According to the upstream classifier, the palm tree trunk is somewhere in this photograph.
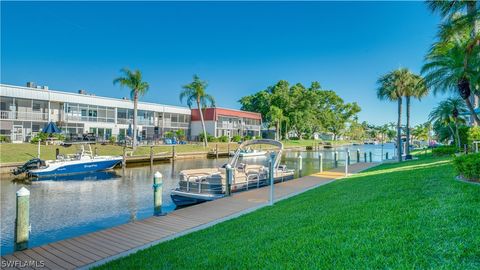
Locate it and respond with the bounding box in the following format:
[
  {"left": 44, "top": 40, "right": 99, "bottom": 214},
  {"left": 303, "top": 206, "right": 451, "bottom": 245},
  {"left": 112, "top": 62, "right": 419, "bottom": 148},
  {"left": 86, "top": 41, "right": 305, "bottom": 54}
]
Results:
[
  {"left": 133, "top": 91, "right": 138, "bottom": 149},
  {"left": 197, "top": 101, "right": 208, "bottom": 148},
  {"left": 397, "top": 98, "right": 403, "bottom": 162},
  {"left": 454, "top": 121, "right": 461, "bottom": 149},
  {"left": 467, "top": 1, "right": 479, "bottom": 126},
  {"left": 405, "top": 96, "right": 411, "bottom": 157},
  {"left": 447, "top": 124, "right": 456, "bottom": 147},
  {"left": 464, "top": 97, "right": 480, "bottom": 126}
]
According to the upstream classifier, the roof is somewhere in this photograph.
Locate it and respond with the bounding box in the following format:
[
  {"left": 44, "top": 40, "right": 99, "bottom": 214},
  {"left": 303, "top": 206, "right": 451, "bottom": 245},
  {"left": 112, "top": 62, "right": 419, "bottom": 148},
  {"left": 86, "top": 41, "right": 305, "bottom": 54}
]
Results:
[
  {"left": 0, "top": 84, "right": 191, "bottom": 114},
  {"left": 191, "top": 107, "right": 262, "bottom": 121}
]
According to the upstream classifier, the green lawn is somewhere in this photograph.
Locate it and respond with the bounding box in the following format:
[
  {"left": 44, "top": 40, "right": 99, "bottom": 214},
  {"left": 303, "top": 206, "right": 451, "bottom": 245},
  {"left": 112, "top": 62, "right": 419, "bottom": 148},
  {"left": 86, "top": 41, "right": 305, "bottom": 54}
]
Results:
[{"left": 95, "top": 155, "right": 480, "bottom": 269}]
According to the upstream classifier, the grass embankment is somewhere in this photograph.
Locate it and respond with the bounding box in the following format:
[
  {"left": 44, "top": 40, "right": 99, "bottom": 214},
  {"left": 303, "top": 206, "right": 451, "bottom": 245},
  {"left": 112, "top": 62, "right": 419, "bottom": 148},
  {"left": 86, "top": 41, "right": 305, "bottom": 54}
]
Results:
[
  {"left": 96, "top": 155, "right": 480, "bottom": 269},
  {"left": 0, "top": 140, "right": 352, "bottom": 164}
]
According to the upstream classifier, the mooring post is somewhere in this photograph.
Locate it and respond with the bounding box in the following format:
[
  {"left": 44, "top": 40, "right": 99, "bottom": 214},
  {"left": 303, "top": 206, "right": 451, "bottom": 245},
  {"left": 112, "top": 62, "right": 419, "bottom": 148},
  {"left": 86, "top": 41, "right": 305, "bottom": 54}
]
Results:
[
  {"left": 364, "top": 152, "right": 367, "bottom": 162},
  {"left": 15, "top": 187, "right": 30, "bottom": 251},
  {"left": 356, "top": 149, "right": 360, "bottom": 163},
  {"left": 153, "top": 172, "right": 163, "bottom": 216},
  {"left": 319, "top": 153, "right": 323, "bottom": 173},
  {"left": 94, "top": 147, "right": 97, "bottom": 156},
  {"left": 172, "top": 145, "right": 176, "bottom": 160},
  {"left": 334, "top": 151, "right": 338, "bottom": 168},
  {"left": 150, "top": 145, "right": 154, "bottom": 167},
  {"left": 269, "top": 152, "right": 276, "bottom": 206},
  {"left": 122, "top": 146, "right": 126, "bottom": 169},
  {"left": 55, "top": 148, "right": 60, "bottom": 159},
  {"left": 298, "top": 154, "right": 303, "bottom": 177},
  {"left": 369, "top": 152, "right": 372, "bottom": 163},
  {"left": 386, "top": 152, "right": 389, "bottom": 160},
  {"left": 345, "top": 149, "right": 349, "bottom": 177},
  {"left": 37, "top": 140, "right": 41, "bottom": 159},
  {"left": 216, "top": 144, "right": 219, "bottom": 159},
  {"left": 225, "top": 164, "right": 232, "bottom": 196},
  {"left": 227, "top": 143, "right": 230, "bottom": 155},
  {"left": 347, "top": 150, "right": 351, "bottom": 165}
]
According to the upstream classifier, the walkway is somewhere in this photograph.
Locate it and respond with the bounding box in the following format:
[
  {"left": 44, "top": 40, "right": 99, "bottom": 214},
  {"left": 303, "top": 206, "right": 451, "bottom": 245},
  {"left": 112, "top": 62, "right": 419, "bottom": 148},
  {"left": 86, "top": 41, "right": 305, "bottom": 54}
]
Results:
[{"left": 1, "top": 162, "right": 377, "bottom": 270}]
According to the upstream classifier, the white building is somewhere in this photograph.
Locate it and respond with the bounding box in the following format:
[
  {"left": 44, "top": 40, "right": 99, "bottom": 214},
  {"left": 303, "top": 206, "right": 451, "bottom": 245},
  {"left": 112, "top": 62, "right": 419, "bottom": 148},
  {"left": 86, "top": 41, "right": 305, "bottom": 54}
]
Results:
[{"left": 0, "top": 83, "right": 191, "bottom": 143}]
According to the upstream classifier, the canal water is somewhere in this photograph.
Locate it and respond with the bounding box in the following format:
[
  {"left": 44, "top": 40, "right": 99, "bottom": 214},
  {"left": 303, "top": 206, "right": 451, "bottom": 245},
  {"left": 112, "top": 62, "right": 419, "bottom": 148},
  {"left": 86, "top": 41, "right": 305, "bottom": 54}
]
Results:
[{"left": 0, "top": 143, "right": 394, "bottom": 255}]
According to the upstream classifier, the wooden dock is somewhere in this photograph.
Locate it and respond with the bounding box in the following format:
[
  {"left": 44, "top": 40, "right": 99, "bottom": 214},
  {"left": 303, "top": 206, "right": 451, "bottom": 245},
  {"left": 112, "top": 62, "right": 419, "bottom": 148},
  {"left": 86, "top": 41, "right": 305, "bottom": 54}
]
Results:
[{"left": 1, "top": 162, "right": 377, "bottom": 270}]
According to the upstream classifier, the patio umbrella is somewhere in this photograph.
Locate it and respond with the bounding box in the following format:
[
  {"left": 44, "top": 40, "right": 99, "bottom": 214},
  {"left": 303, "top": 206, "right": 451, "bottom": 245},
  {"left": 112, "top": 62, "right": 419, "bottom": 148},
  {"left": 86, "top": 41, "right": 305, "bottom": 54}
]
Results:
[{"left": 42, "top": 122, "right": 62, "bottom": 134}]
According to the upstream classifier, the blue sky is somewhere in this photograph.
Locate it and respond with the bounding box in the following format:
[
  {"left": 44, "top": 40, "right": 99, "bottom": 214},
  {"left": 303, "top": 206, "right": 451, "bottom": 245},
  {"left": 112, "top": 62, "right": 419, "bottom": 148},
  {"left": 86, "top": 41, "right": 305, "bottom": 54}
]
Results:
[{"left": 1, "top": 1, "right": 448, "bottom": 125}]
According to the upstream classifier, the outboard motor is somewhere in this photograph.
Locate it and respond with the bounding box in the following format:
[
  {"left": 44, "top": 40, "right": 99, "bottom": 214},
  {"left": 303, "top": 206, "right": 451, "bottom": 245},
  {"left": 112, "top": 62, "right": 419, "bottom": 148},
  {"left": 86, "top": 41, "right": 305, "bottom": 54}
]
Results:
[{"left": 12, "top": 158, "right": 44, "bottom": 175}]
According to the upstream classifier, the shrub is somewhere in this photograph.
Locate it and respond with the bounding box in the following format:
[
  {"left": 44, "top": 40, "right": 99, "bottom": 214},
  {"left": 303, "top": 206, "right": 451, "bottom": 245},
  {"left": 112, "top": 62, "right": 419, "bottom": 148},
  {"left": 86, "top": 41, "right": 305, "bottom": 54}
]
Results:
[
  {"left": 0, "top": 135, "right": 11, "bottom": 143},
  {"left": 198, "top": 133, "right": 216, "bottom": 142},
  {"left": 231, "top": 135, "right": 242, "bottom": 142},
  {"left": 218, "top": 135, "right": 229, "bottom": 142},
  {"left": 453, "top": 153, "right": 480, "bottom": 181},
  {"left": 30, "top": 132, "right": 65, "bottom": 144},
  {"left": 468, "top": 126, "right": 480, "bottom": 145},
  {"left": 458, "top": 126, "right": 470, "bottom": 147},
  {"left": 432, "top": 146, "right": 457, "bottom": 156},
  {"left": 243, "top": 135, "right": 253, "bottom": 141},
  {"left": 109, "top": 136, "right": 117, "bottom": 144},
  {"left": 164, "top": 131, "right": 174, "bottom": 139}
]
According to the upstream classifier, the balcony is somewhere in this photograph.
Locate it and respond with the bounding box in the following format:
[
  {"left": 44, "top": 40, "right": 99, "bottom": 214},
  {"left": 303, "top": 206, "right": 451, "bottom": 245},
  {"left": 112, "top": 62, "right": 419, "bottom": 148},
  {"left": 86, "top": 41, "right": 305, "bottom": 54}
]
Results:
[{"left": 0, "top": 110, "right": 48, "bottom": 121}]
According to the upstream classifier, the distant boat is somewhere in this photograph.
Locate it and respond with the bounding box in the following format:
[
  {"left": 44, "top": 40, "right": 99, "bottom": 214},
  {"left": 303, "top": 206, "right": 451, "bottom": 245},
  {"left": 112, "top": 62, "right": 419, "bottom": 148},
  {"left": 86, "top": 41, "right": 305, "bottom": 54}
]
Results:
[
  {"left": 238, "top": 149, "right": 267, "bottom": 157},
  {"left": 13, "top": 144, "right": 122, "bottom": 178}
]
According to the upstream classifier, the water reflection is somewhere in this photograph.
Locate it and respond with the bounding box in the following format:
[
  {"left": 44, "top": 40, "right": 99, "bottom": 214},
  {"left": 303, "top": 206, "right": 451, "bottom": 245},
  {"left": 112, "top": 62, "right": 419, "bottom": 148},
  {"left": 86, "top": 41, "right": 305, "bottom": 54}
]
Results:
[{"left": 0, "top": 144, "right": 394, "bottom": 255}]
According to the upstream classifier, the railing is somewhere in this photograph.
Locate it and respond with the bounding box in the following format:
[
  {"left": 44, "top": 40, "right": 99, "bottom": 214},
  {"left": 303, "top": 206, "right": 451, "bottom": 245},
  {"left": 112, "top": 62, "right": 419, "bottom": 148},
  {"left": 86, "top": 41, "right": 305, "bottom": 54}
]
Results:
[
  {"left": 0, "top": 111, "right": 48, "bottom": 121},
  {"left": 217, "top": 122, "right": 260, "bottom": 130}
]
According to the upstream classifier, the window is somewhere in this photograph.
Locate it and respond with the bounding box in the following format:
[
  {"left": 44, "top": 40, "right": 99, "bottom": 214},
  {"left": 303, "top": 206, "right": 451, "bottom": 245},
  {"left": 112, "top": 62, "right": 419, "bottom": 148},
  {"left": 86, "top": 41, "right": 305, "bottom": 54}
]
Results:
[{"left": 32, "top": 102, "right": 42, "bottom": 112}]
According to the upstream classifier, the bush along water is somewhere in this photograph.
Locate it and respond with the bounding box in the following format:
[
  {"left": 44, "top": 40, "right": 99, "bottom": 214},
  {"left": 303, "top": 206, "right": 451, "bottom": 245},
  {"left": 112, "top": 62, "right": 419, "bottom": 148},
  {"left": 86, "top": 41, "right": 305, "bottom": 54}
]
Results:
[
  {"left": 432, "top": 146, "right": 458, "bottom": 156},
  {"left": 453, "top": 153, "right": 480, "bottom": 182}
]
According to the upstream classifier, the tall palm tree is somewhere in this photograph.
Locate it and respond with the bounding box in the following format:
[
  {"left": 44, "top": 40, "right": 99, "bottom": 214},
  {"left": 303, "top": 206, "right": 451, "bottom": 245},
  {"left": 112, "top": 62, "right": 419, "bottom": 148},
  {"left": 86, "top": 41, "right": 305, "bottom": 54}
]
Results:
[
  {"left": 427, "top": 0, "right": 480, "bottom": 124},
  {"left": 377, "top": 68, "right": 413, "bottom": 162},
  {"left": 422, "top": 35, "right": 480, "bottom": 126},
  {"left": 267, "top": 106, "right": 284, "bottom": 140},
  {"left": 113, "top": 68, "right": 149, "bottom": 149},
  {"left": 180, "top": 75, "right": 215, "bottom": 147},
  {"left": 429, "top": 97, "right": 467, "bottom": 148},
  {"left": 403, "top": 73, "right": 429, "bottom": 157}
]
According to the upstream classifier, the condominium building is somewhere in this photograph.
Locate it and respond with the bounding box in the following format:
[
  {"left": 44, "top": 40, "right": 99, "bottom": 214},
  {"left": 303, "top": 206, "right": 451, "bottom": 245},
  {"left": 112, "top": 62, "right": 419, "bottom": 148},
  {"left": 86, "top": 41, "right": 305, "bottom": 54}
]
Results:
[
  {"left": 0, "top": 83, "right": 191, "bottom": 143},
  {"left": 190, "top": 108, "right": 262, "bottom": 139},
  {"left": 0, "top": 83, "right": 263, "bottom": 143}
]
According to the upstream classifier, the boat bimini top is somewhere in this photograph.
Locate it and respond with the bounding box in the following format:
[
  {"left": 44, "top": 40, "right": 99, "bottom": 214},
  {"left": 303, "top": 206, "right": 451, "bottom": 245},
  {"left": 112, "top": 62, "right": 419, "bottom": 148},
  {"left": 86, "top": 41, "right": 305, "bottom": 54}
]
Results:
[{"left": 229, "top": 139, "right": 283, "bottom": 169}]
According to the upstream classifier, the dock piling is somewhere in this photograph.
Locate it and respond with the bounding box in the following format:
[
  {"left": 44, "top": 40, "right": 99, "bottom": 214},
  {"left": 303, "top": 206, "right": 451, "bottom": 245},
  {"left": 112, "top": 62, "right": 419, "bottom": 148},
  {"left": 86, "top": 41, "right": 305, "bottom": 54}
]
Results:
[
  {"left": 356, "top": 149, "right": 360, "bottom": 163},
  {"left": 225, "top": 164, "right": 232, "bottom": 196},
  {"left": 94, "top": 147, "right": 97, "bottom": 156},
  {"left": 364, "top": 152, "right": 367, "bottom": 163},
  {"left": 15, "top": 187, "right": 30, "bottom": 251},
  {"left": 55, "top": 148, "right": 60, "bottom": 159},
  {"left": 386, "top": 152, "right": 389, "bottom": 160},
  {"left": 150, "top": 146, "right": 154, "bottom": 167},
  {"left": 172, "top": 145, "right": 176, "bottom": 160},
  {"left": 215, "top": 144, "right": 219, "bottom": 159},
  {"left": 269, "top": 152, "right": 276, "bottom": 206},
  {"left": 153, "top": 172, "right": 163, "bottom": 216},
  {"left": 334, "top": 151, "right": 338, "bottom": 168},
  {"left": 298, "top": 154, "right": 303, "bottom": 176},
  {"left": 345, "top": 149, "right": 349, "bottom": 177},
  {"left": 122, "top": 146, "right": 126, "bottom": 169},
  {"left": 369, "top": 152, "right": 372, "bottom": 163},
  {"left": 319, "top": 153, "right": 323, "bottom": 173}
]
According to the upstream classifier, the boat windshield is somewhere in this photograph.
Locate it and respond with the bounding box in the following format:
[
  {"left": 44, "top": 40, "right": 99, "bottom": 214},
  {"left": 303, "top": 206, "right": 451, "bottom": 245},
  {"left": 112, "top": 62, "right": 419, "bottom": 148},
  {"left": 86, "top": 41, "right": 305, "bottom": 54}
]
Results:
[{"left": 229, "top": 139, "right": 283, "bottom": 169}]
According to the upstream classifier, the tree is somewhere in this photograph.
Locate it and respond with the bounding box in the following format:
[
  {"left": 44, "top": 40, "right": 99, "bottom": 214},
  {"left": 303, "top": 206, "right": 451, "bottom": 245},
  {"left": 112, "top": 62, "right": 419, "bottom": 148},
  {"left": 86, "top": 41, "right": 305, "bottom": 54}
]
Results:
[
  {"left": 267, "top": 106, "right": 284, "bottom": 140},
  {"left": 429, "top": 97, "right": 467, "bottom": 148},
  {"left": 426, "top": 0, "right": 480, "bottom": 125},
  {"left": 403, "top": 72, "right": 429, "bottom": 157},
  {"left": 411, "top": 124, "right": 429, "bottom": 141},
  {"left": 113, "top": 68, "right": 149, "bottom": 149},
  {"left": 180, "top": 75, "right": 215, "bottom": 147},
  {"left": 422, "top": 35, "right": 480, "bottom": 125},
  {"left": 377, "top": 68, "right": 412, "bottom": 162}
]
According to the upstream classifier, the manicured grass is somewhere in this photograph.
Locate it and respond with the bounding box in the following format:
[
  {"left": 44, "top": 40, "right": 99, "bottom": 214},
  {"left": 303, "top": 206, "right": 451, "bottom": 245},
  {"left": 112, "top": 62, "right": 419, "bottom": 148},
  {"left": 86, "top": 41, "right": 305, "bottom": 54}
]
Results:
[{"left": 95, "top": 155, "right": 480, "bottom": 269}]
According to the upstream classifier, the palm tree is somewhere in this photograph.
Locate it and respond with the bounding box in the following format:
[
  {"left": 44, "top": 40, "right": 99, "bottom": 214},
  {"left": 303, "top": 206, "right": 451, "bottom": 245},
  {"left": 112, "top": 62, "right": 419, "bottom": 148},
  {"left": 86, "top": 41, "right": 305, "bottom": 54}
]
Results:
[
  {"left": 429, "top": 97, "right": 467, "bottom": 148},
  {"left": 403, "top": 73, "right": 429, "bottom": 157},
  {"left": 427, "top": 0, "right": 480, "bottom": 124},
  {"left": 180, "top": 75, "right": 215, "bottom": 147},
  {"left": 113, "top": 68, "right": 149, "bottom": 149},
  {"left": 422, "top": 35, "right": 480, "bottom": 126},
  {"left": 377, "top": 68, "right": 414, "bottom": 162},
  {"left": 267, "top": 106, "right": 284, "bottom": 140}
]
